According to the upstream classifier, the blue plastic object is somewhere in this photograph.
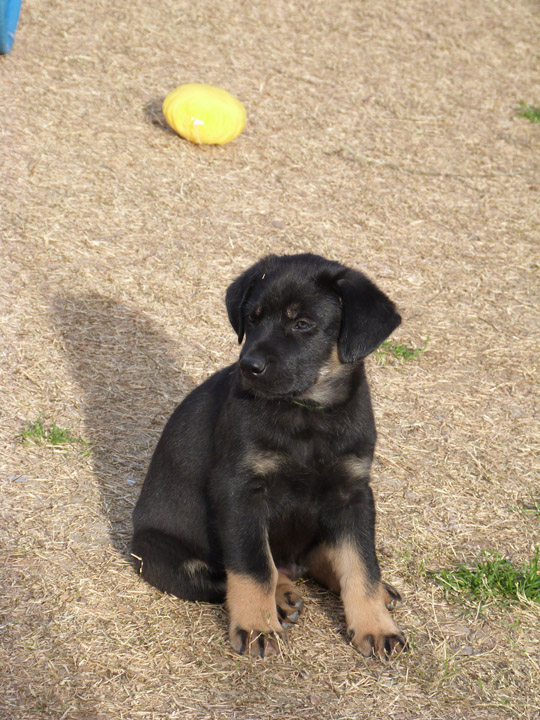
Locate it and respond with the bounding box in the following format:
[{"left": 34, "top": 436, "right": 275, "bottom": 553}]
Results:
[{"left": 0, "top": 0, "right": 22, "bottom": 54}]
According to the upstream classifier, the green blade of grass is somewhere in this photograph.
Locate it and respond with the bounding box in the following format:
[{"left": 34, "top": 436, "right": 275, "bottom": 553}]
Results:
[
  {"left": 517, "top": 102, "right": 540, "bottom": 124},
  {"left": 376, "top": 336, "right": 429, "bottom": 365},
  {"left": 21, "top": 416, "right": 85, "bottom": 448},
  {"left": 429, "top": 549, "right": 540, "bottom": 606}
]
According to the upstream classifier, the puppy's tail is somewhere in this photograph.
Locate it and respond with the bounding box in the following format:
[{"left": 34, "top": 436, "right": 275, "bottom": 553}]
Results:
[{"left": 131, "top": 529, "right": 226, "bottom": 603}]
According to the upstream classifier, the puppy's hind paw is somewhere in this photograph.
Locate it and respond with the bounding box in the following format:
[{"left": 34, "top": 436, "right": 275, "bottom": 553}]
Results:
[
  {"left": 275, "top": 574, "right": 304, "bottom": 629},
  {"left": 382, "top": 580, "right": 403, "bottom": 611}
]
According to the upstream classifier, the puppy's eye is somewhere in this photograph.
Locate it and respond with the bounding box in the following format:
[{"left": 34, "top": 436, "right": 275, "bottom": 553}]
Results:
[{"left": 294, "top": 319, "right": 313, "bottom": 331}]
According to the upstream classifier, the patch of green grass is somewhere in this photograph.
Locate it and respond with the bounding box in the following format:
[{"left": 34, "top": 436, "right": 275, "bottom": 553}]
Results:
[
  {"left": 522, "top": 499, "right": 540, "bottom": 521},
  {"left": 517, "top": 102, "right": 540, "bottom": 124},
  {"left": 429, "top": 549, "right": 540, "bottom": 606},
  {"left": 376, "top": 336, "right": 429, "bottom": 365},
  {"left": 21, "top": 415, "right": 85, "bottom": 448}
]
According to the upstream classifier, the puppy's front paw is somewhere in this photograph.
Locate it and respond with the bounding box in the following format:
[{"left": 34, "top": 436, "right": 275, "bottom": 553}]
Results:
[
  {"left": 226, "top": 571, "right": 285, "bottom": 658},
  {"left": 345, "top": 584, "right": 407, "bottom": 660},
  {"left": 348, "top": 624, "right": 407, "bottom": 659},
  {"left": 229, "top": 625, "right": 285, "bottom": 658}
]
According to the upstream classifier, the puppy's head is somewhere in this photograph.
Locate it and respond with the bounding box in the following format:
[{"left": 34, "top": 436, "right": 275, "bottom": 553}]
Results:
[{"left": 226, "top": 253, "right": 401, "bottom": 399}]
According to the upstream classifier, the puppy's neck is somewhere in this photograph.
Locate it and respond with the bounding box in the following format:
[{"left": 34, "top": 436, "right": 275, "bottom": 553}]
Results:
[{"left": 299, "top": 347, "right": 362, "bottom": 408}]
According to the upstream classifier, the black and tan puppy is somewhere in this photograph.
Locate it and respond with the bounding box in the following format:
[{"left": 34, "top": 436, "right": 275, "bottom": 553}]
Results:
[{"left": 132, "top": 253, "right": 407, "bottom": 659}]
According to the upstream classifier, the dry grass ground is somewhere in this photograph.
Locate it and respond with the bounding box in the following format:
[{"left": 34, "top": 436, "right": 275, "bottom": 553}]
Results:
[{"left": 1, "top": 0, "right": 539, "bottom": 718}]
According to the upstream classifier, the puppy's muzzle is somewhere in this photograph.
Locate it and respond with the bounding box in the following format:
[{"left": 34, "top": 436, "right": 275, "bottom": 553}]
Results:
[{"left": 240, "top": 351, "right": 268, "bottom": 378}]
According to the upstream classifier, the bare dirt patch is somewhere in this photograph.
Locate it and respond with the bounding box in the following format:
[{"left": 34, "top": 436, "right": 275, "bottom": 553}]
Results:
[{"left": 1, "top": 0, "right": 539, "bottom": 718}]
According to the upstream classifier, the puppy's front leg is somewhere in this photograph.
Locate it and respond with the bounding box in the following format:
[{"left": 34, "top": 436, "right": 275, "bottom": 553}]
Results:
[
  {"left": 321, "top": 540, "right": 406, "bottom": 659},
  {"left": 307, "top": 482, "right": 407, "bottom": 659},
  {"left": 226, "top": 565, "right": 285, "bottom": 657},
  {"left": 217, "top": 480, "right": 284, "bottom": 657}
]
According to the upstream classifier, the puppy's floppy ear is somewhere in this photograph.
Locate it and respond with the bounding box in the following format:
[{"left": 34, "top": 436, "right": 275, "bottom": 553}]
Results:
[
  {"left": 225, "top": 256, "right": 277, "bottom": 343},
  {"left": 334, "top": 269, "right": 401, "bottom": 362}
]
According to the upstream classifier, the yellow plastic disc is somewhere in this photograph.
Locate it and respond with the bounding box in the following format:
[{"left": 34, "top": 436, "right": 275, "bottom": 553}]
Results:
[{"left": 162, "top": 84, "right": 246, "bottom": 145}]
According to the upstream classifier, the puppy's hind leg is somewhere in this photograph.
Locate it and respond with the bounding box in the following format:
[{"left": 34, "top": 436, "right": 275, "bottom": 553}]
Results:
[
  {"left": 131, "top": 528, "right": 226, "bottom": 603},
  {"left": 382, "top": 580, "right": 403, "bottom": 611},
  {"left": 275, "top": 572, "right": 304, "bottom": 628}
]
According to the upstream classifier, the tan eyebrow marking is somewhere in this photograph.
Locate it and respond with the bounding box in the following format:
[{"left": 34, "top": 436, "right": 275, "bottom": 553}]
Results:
[{"left": 285, "top": 304, "right": 299, "bottom": 319}]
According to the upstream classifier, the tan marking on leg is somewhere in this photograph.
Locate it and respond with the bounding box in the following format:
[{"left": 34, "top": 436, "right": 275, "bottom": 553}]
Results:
[
  {"left": 306, "top": 544, "right": 341, "bottom": 594},
  {"left": 309, "top": 542, "right": 406, "bottom": 659},
  {"left": 226, "top": 567, "right": 284, "bottom": 657},
  {"left": 183, "top": 559, "right": 209, "bottom": 578}
]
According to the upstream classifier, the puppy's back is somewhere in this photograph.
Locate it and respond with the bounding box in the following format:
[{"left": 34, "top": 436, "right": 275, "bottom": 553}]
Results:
[{"left": 132, "top": 365, "right": 233, "bottom": 543}]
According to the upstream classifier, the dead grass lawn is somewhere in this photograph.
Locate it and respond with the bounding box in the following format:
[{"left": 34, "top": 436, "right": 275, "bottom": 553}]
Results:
[{"left": 1, "top": 0, "right": 539, "bottom": 718}]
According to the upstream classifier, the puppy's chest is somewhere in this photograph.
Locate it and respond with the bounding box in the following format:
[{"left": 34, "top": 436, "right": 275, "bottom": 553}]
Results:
[
  {"left": 243, "top": 411, "right": 372, "bottom": 506},
  {"left": 254, "top": 446, "right": 371, "bottom": 507},
  {"left": 262, "top": 450, "right": 371, "bottom": 564}
]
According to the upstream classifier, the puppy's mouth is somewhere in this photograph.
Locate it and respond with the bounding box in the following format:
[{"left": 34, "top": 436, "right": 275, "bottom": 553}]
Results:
[
  {"left": 238, "top": 351, "right": 354, "bottom": 408},
  {"left": 238, "top": 368, "right": 315, "bottom": 401}
]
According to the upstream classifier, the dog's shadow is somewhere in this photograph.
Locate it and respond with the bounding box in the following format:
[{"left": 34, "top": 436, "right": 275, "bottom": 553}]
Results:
[{"left": 53, "top": 294, "right": 194, "bottom": 555}]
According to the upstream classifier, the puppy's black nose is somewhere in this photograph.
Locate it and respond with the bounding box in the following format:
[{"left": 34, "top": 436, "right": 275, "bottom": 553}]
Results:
[{"left": 240, "top": 354, "right": 267, "bottom": 377}]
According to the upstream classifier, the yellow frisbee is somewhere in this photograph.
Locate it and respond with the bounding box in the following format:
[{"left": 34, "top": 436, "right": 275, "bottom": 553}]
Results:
[{"left": 162, "top": 84, "right": 246, "bottom": 145}]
